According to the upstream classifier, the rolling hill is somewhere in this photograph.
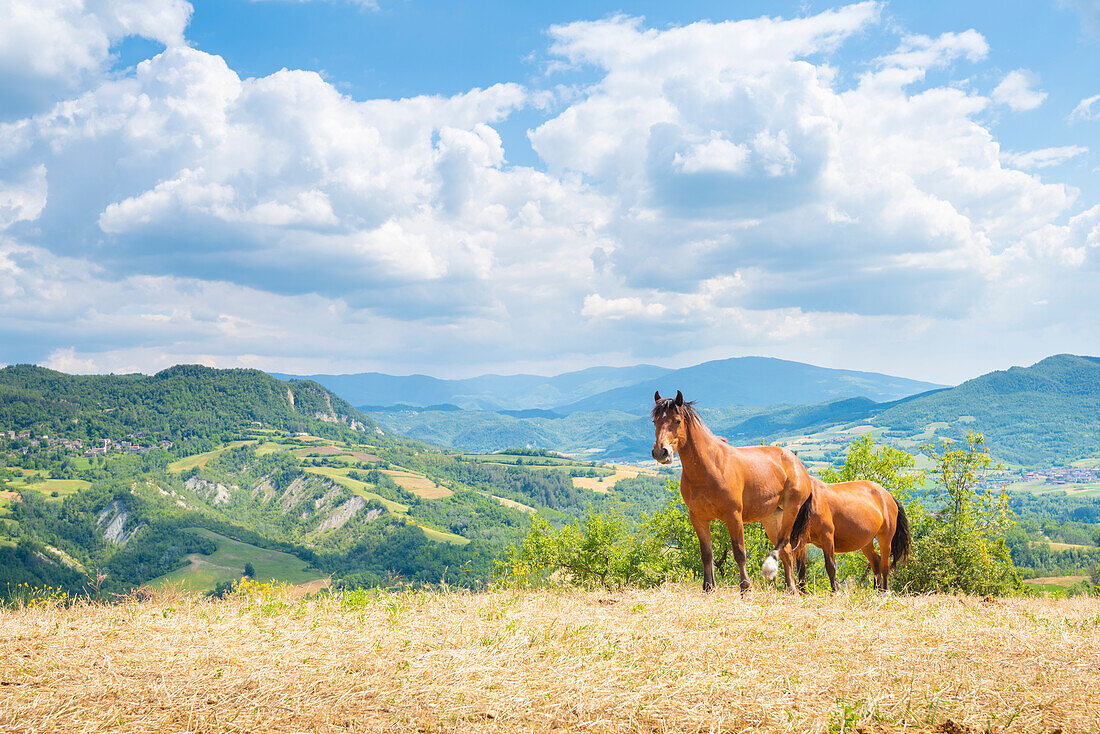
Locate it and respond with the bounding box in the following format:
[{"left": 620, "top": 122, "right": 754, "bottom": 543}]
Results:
[
  {"left": 870, "top": 354, "right": 1100, "bottom": 465},
  {"left": 0, "top": 364, "right": 378, "bottom": 450}
]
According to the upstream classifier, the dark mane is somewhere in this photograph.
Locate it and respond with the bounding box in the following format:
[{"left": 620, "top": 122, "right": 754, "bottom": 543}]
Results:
[{"left": 651, "top": 397, "right": 699, "bottom": 423}]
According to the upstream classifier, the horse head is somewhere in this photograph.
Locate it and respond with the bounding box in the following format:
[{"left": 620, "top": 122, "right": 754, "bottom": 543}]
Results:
[{"left": 651, "top": 389, "right": 689, "bottom": 464}]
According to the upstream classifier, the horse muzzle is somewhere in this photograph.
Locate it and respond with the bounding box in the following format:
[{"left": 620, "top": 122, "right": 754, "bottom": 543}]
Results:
[{"left": 651, "top": 445, "right": 674, "bottom": 464}]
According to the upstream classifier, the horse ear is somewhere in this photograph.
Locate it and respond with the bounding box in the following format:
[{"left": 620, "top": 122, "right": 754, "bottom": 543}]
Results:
[
  {"left": 654, "top": 390, "right": 661, "bottom": 403},
  {"left": 675, "top": 390, "right": 684, "bottom": 406}
]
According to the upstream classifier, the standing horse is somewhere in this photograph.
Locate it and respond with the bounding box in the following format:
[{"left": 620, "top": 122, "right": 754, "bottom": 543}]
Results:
[
  {"left": 764, "top": 477, "right": 910, "bottom": 592},
  {"left": 651, "top": 391, "right": 814, "bottom": 594}
]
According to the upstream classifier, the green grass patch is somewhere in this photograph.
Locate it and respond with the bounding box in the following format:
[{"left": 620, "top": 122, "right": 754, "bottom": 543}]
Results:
[
  {"left": 147, "top": 528, "right": 323, "bottom": 593},
  {"left": 15, "top": 478, "right": 91, "bottom": 500},
  {"left": 1003, "top": 478, "right": 1100, "bottom": 496},
  {"left": 411, "top": 522, "right": 470, "bottom": 546},
  {"left": 1022, "top": 575, "right": 1089, "bottom": 593},
  {"left": 167, "top": 441, "right": 256, "bottom": 472},
  {"left": 4, "top": 472, "right": 91, "bottom": 500},
  {"left": 457, "top": 453, "right": 589, "bottom": 467},
  {"left": 253, "top": 441, "right": 298, "bottom": 456}
]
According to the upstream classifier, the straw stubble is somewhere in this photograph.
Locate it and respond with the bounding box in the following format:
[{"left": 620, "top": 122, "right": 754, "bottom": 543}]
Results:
[{"left": 2, "top": 586, "right": 1097, "bottom": 733}]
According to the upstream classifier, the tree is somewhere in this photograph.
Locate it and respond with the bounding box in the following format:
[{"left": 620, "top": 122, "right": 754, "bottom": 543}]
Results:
[
  {"left": 893, "top": 431, "right": 1020, "bottom": 595},
  {"left": 926, "top": 432, "right": 1010, "bottom": 530},
  {"left": 819, "top": 433, "right": 923, "bottom": 501},
  {"left": 243, "top": 562, "right": 255, "bottom": 578}
]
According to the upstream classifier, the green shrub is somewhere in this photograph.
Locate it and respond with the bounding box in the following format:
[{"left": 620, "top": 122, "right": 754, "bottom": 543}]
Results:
[
  {"left": 892, "top": 432, "right": 1020, "bottom": 595},
  {"left": 500, "top": 480, "right": 771, "bottom": 591}
]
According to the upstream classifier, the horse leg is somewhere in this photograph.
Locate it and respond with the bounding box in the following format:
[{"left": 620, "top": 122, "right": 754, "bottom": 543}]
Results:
[
  {"left": 878, "top": 532, "right": 893, "bottom": 593},
  {"left": 779, "top": 544, "right": 799, "bottom": 595},
  {"left": 690, "top": 513, "right": 716, "bottom": 593},
  {"left": 860, "top": 546, "right": 881, "bottom": 590},
  {"left": 796, "top": 545, "right": 808, "bottom": 594},
  {"left": 722, "top": 513, "right": 751, "bottom": 596},
  {"left": 821, "top": 534, "right": 839, "bottom": 593},
  {"left": 762, "top": 483, "right": 811, "bottom": 594}
]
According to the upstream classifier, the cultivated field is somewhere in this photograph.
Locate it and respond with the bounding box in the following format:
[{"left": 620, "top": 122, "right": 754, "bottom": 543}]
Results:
[
  {"left": 383, "top": 468, "right": 453, "bottom": 499},
  {"left": 167, "top": 441, "right": 257, "bottom": 472},
  {"left": 2, "top": 468, "right": 91, "bottom": 500},
  {"left": 2, "top": 586, "right": 1098, "bottom": 733},
  {"left": 572, "top": 464, "right": 654, "bottom": 493}
]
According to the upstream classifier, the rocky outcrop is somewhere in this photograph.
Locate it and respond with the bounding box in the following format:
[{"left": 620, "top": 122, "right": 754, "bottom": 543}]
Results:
[
  {"left": 251, "top": 476, "right": 276, "bottom": 502},
  {"left": 184, "top": 477, "right": 236, "bottom": 506},
  {"left": 278, "top": 476, "right": 313, "bottom": 512},
  {"left": 96, "top": 499, "right": 142, "bottom": 545},
  {"left": 314, "top": 496, "right": 368, "bottom": 532}
]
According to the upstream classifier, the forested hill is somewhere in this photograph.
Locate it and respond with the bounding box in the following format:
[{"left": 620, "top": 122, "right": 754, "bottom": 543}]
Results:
[
  {"left": 872, "top": 354, "right": 1100, "bottom": 465},
  {"left": 0, "top": 365, "right": 379, "bottom": 448}
]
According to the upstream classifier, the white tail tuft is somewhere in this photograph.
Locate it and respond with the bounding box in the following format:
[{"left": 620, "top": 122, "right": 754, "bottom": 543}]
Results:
[{"left": 761, "top": 551, "right": 779, "bottom": 581}]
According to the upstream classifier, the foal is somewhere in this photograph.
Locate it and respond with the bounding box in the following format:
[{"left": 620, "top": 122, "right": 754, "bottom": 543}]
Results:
[
  {"left": 766, "top": 477, "right": 911, "bottom": 592},
  {"left": 651, "top": 391, "right": 813, "bottom": 594}
]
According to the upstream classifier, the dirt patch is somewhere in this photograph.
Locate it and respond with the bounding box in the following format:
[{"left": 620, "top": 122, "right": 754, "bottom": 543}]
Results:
[
  {"left": 937, "top": 719, "right": 975, "bottom": 734},
  {"left": 0, "top": 491, "right": 21, "bottom": 502}
]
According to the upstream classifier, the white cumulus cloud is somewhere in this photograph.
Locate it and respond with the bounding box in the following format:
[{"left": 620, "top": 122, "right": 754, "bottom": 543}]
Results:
[
  {"left": 0, "top": 3, "right": 1097, "bottom": 383},
  {"left": 0, "top": 0, "right": 192, "bottom": 117},
  {"left": 991, "top": 69, "right": 1047, "bottom": 111}
]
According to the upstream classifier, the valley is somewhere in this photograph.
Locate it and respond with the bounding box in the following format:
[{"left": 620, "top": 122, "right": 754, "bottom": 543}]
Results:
[{"left": 3, "top": 355, "right": 1100, "bottom": 599}]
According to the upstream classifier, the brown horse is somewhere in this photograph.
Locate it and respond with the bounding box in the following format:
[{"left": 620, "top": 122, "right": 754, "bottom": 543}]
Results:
[
  {"left": 651, "top": 391, "right": 814, "bottom": 594},
  {"left": 764, "top": 477, "right": 910, "bottom": 592}
]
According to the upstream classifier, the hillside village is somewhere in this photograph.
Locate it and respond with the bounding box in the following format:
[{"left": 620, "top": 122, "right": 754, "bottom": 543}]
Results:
[{"left": 1, "top": 431, "right": 174, "bottom": 457}]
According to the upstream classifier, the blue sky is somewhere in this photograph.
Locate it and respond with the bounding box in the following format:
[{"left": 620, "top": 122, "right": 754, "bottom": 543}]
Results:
[{"left": 1, "top": 0, "right": 1099, "bottom": 383}]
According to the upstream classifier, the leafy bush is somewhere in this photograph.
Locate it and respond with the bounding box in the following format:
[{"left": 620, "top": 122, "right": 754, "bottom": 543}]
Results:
[
  {"left": 500, "top": 481, "right": 771, "bottom": 591},
  {"left": 892, "top": 433, "right": 1020, "bottom": 595}
]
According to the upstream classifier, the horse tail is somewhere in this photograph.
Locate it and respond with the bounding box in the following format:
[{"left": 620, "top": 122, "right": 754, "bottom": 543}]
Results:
[
  {"left": 891, "top": 497, "right": 911, "bottom": 568},
  {"left": 790, "top": 488, "right": 813, "bottom": 548}
]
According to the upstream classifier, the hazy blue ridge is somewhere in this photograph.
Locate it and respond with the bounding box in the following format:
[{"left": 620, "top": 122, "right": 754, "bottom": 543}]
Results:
[
  {"left": 554, "top": 357, "right": 946, "bottom": 414},
  {"left": 271, "top": 364, "right": 671, "bottom": 410},
  {"left": 274, "top": 358, "right": 940, "bottom": 413},
  {"left": 365, "top": 354, "right": 1100, "bottom": 466}
]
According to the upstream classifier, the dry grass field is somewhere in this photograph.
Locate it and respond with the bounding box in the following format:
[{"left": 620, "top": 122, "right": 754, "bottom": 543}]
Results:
[
  {"left": 3, "top": 586, "right": 1099, "bottom": 733},
  {"left": 572, "top": 465, "right": 655, "bottom": 494},
  {"left": 383, "top": 469, "right": 453, "bottom": 499}
]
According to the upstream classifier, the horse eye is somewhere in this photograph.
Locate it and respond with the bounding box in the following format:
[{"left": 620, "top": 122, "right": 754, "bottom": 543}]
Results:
[{"left": 674, "top": 419, "right": 682, "bottom": 427}]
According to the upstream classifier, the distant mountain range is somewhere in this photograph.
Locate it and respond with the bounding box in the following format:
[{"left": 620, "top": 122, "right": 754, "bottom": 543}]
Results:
[
  {"left": 275, "top": 357, "right": 945, "bottom": 414},
  {"left": 357, "top": 355, "right": 1100, "bottom": 466},
  {"left": 271, "top": 364, "right": 670, "bottom": 411}
]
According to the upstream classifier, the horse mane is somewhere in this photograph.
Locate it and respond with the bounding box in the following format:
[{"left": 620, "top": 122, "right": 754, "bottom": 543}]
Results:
[{"left": 651, "top": 397, "right": 701, "bottom": 426}]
